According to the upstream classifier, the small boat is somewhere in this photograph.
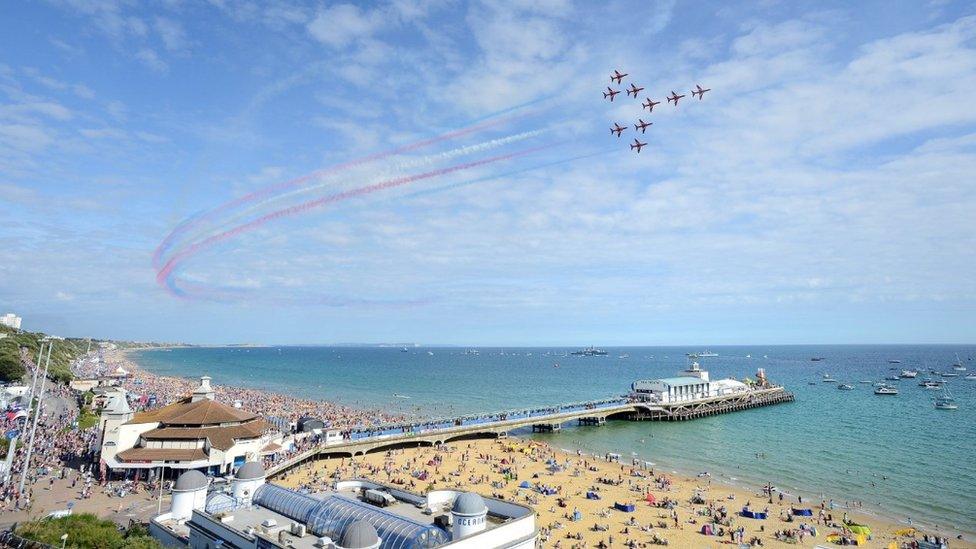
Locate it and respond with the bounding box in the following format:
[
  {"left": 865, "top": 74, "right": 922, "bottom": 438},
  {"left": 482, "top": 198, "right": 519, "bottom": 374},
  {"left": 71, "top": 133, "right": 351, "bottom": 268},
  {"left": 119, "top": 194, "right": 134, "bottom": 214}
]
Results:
[
  {"left": 899, "top": 370, "right": 918, "bottom": 378},
  {"left": 965, "top": 373, "right": 976, "bottom": 381},
  {"left": 884, "top": 375, "right": 901, "bottom": 381},
  {"left": 952, "top": 353, "right": 966, "bottom": 371},
  {"left": 838, "top": 384, "right": 855, "bottom": 390},
  {"left": 940, "top": 372, "right": 959, "bottom": 378},
  {"left": 874, "top": 384, "right": 898, "bottom": 395},
  {"left": 807, "top": 381, "right": 817, "bottom": 385},
  {"left": 811, "top": 357, "right": 825, "bottom": 362},
  {"left": 427, "top": 351, "right": 434, "bottom": 356},
  {"left": 921, "top": 380, "right": 942, "bottom": 390},
  {"left": 822, "top": 373, "right": 837, "bottom": 383},
  {"left": 934, "top": 386, "right": 958, "bottom": 410},
  {"left": 858, "top": 380, "right": 873, "bottom": 384},
  {"left": 888, "top": 359, "right": 902, "bottom": 364},
  {"left": 745, "top": 354, "right": 752, "bottom": 358},
  {"left": 618, "top": 354, "right": 630, "bottom": 359}
]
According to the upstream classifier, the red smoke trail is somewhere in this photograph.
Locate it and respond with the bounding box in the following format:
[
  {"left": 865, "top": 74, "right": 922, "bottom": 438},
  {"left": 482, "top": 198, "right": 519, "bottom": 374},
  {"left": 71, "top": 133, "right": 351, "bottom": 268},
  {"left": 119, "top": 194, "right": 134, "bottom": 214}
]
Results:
[
  {"left": 152, "top": 113, "right": 529, "bottom": 269},
  {"left": 156, "top": 144, "right": 550, "bottom": 295}
]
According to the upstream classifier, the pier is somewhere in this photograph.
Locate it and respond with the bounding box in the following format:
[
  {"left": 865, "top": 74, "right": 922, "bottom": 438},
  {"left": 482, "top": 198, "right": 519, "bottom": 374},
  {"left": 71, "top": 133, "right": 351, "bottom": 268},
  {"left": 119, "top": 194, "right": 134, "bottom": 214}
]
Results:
[{"left": 266, "top": 385, "right": 794, "bottom": 478}]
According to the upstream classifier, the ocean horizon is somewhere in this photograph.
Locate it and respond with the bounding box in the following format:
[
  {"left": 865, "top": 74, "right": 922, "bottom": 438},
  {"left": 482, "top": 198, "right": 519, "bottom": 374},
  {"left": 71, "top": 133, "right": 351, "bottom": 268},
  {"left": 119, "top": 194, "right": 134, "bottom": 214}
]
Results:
[{"left": 129, "top": 343, "right": 976, "bottom": 536}]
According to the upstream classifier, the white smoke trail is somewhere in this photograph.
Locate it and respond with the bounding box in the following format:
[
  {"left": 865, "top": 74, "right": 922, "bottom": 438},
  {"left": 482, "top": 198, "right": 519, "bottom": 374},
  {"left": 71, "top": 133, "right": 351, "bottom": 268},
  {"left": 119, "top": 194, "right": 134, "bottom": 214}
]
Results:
[{"left": 164, "top": 128, "right": 549, "bottom": 256}]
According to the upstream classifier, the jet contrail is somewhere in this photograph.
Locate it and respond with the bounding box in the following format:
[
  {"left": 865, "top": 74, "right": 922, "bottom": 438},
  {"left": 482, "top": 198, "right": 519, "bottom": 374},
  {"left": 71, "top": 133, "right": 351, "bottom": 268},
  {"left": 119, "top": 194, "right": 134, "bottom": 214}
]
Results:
[
  {"left": 162, "top": 129, "right": 550, "bottom": 258},
  {"left": 156, "top": 144, "right": 553, "bottom": 295},
  {"left": 153, "top": 108, "right": 543, "bottom": 269},
  {"left": 402, "top": 148, "right": 618, "bottom": 200}
]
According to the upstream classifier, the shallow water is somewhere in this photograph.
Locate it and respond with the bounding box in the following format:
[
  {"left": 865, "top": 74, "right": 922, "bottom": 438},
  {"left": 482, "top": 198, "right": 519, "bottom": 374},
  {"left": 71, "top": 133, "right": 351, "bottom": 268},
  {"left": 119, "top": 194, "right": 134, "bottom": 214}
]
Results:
[{"left": 130, "top": 344, "right": 976, "bottom": 534}]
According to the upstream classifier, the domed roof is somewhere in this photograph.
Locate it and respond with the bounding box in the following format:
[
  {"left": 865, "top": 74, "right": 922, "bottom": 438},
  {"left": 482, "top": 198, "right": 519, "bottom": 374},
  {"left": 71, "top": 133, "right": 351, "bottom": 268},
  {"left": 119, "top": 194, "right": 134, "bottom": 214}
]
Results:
[
  {"left": 451, "top": 492, "right": 486, "bottom": 515},
  {"left": 339, "top": 520, "right": 379, "bottom": 549},
  {"left": 174, "top": 469, "right": 208, "bottom": 491},
  {"left": 236, "top": 461, "right": 265, "bottom": 480},
  {"left": 205, "top": 492, "right": 237, "bottom": 514}
]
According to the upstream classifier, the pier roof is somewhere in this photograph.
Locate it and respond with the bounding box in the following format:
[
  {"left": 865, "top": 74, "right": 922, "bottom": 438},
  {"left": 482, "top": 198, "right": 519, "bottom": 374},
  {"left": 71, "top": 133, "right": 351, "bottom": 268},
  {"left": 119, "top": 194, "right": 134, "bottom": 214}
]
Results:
[{"left": 655, "top": 376, "right": 710, "bottom": 386}]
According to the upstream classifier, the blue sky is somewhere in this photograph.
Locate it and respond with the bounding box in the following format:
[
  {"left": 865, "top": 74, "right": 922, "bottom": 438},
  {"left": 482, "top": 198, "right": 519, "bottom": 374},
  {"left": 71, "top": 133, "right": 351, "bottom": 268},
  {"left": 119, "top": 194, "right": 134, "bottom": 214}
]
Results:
[{"left": 1, "top": 0, "right": 975, "bottom": 345}]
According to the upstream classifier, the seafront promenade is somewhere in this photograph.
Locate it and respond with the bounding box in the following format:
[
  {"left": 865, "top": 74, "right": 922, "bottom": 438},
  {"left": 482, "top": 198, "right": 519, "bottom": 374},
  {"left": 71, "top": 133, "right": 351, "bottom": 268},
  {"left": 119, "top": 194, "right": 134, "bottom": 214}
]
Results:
[{"left": 268, "top": 386, "right": 795, "bottom": 477}]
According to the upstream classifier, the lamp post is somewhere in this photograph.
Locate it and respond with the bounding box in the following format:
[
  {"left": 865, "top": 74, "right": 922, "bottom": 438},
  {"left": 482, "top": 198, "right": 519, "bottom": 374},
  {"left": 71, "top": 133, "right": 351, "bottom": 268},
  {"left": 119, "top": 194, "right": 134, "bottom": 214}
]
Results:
[{"left": 19, "top": 339, "right": 54, "bottom": 494}]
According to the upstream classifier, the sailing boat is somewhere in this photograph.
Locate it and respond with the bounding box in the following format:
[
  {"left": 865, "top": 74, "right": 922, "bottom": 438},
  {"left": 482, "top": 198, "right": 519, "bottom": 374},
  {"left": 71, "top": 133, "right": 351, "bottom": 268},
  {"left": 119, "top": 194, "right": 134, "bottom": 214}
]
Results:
[
  {"left": 934, "top": 386, "right": 958, "bottom": 410},
  {"left": 952, "top": 353, "right": 967, "bottom": 371}
]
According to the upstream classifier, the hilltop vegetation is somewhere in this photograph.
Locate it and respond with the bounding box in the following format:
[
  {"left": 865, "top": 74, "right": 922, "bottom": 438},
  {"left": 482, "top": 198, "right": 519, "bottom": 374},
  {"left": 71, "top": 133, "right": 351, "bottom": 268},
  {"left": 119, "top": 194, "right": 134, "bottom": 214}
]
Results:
[{"left": 0, "top": 325, "right": 90, "bottom": 383}]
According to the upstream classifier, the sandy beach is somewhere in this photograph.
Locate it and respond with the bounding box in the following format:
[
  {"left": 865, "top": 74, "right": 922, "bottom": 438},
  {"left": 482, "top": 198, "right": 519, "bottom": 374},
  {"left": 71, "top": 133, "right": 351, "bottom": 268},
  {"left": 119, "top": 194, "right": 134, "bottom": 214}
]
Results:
[{"left": 276, "top": 438, "right": 972, "bottom": 548}]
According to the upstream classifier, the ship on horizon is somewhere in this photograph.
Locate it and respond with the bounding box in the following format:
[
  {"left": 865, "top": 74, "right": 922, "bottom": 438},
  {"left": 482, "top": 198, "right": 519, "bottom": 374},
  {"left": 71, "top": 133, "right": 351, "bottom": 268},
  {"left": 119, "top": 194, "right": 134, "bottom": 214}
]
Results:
[{"left": 571, "top": 346, "right": 609, "bottom": 356}]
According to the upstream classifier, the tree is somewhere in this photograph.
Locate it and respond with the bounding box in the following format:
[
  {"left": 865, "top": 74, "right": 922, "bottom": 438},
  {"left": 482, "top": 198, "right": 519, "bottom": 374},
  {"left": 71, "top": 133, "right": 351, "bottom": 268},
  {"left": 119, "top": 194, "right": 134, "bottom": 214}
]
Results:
[
  {"left": 0, "top": 342, "right": 25, "bottom": 382},
  {"left": 15, "top": 514, "right": 164, "bottom": 549}
]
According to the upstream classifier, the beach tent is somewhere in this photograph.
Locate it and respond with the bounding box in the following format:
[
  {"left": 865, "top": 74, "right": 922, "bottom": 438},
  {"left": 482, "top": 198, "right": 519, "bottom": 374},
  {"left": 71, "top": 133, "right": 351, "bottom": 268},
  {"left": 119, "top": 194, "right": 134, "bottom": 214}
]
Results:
[
  {"left": 700, "top": 524, "right": 714, "bottom": 535},
  {"left": 613, "top": 502, "right": 635, "bottom": 512},
  {"left": 645, "top": 493, "right": 656, "bottom": 504},
  {"left": 793, "top": 508, "right": 814, "bottom": 516},
  {"left": 518, "top": 481, "right": 532, "bottom": 489},
  {"left": 572, "top": 510, "right": 582, "bottom": 522},
  {"left": 845, "top": 522, "right": 871, "bottom": 536},
  {"left": 586, "top": 491, "right": 601, "bottom": 500},
  {"left": 894, "top": 528, "right": 916, "bottom": 537}
]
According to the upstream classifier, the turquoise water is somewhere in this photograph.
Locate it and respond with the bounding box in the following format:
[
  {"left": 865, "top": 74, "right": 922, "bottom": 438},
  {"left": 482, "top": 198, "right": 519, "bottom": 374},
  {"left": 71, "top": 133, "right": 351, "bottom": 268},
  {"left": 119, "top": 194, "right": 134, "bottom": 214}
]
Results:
[{"left": 130, "top": 345, "right": 976, "bottom": 534}]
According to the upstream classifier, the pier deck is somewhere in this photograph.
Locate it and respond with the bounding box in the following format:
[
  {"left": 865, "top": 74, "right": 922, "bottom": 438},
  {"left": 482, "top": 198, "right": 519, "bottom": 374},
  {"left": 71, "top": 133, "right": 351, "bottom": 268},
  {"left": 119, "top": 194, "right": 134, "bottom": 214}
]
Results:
[{"left": 267, "top": 386, "right": 793, "bottom": 477}]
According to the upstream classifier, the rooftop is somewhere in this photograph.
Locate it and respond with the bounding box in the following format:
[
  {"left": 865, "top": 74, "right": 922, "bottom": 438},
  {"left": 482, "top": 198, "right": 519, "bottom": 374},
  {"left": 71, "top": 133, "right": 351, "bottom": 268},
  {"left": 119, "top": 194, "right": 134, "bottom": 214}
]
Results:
[{"left": 126, "top": 396, "right": 258, "bottom": 427}]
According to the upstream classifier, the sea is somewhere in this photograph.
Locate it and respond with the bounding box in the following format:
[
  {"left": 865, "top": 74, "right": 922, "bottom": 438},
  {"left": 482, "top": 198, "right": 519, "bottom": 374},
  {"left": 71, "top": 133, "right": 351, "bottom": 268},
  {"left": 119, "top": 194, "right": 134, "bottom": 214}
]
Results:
[{"left": 129, "top": 344, "right": 976, "bottom": 535}]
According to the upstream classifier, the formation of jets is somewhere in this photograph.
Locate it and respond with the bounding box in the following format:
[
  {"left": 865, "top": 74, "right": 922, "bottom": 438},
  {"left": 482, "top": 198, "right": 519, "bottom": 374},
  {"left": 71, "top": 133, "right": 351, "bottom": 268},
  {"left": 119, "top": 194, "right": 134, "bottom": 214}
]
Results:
[{"left": 604, "top": 68, "right": 711, "bottom": 153}]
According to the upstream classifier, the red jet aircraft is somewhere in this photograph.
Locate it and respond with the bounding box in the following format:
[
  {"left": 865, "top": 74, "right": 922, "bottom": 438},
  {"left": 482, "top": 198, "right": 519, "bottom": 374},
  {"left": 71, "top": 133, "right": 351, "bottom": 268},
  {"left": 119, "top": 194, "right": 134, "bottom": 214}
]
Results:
[
  {"left": 642, "top": 98, "right": 661, "bottom": 112},
  {"left": 667, "top": 90, "right": 685, "bottom": 105},
  {"left": 691, "top": 84, "right": 711, "bottom": 100},
  {"left": 610, "top": 122, "right": 627, "bottom": 137},
  {"left": 634, "top": 119, "right": 652, "bottom": 134},
  {"left": 610, "top": 69, "right": 628, "bottom": 84},
  {"left": 630, "top": 138, "right": 647, "bottom": 153},
  {"left": 626, "top": 83, "right": 645, "bottom": 97},
  {"left": 603, "top": 87, "right": 621, "bottom": 102}
]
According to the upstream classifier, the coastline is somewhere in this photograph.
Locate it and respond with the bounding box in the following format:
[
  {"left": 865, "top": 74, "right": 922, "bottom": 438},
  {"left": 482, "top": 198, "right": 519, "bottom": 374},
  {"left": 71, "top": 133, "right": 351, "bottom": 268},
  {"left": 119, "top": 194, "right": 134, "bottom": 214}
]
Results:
[{"left": 115, "top": 347, "right": 975, "bottom": 544}]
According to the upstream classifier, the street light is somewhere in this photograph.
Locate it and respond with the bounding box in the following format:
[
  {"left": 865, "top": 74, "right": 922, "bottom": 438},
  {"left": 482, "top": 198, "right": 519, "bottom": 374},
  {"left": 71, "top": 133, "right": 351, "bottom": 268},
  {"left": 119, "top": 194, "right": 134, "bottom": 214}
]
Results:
[{"left": 19, "top": 338, "right": 54, "bottom": 494}]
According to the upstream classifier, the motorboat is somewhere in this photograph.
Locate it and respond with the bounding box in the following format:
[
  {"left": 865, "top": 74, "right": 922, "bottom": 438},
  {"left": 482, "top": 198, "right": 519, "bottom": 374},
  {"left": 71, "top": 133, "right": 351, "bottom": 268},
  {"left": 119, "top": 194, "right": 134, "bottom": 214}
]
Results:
[
  {"left": 940, "top": 372, "right": 959, "bottom": 378},
  {"left": 965, "top": 374, "right": 976, "bottom": 381},
  {"left": 822, "top": 373, "right": 837, "bottom": 383},
  {"left": 838, "top": 384, "right": 855, "bottom": 390},
  {"left": 858, "top": 380, "right": 873, "bottom": 384},
  {"left": 920, "top": 380, "right": 943, "bottom": 390},
  {"left": 934, "top": 386, "right": 958, "bottom": 410},
  {"left": 899, "top": 369, "right": 918, "bottom": 378},
  {"left": 888, "top": 359, "right": 902, "bottom": 364},
  {"left": 884, "top": 375, "right": 901, "bottom": 381},
  {"left": 874, "top": 384, "right": 898, "bottom": 395},
  {"left": 952, "top": 354, "right": 966, "bottom": 371},
  {"left": 811, "top": 357, "right": 825, "bottom": 362}
]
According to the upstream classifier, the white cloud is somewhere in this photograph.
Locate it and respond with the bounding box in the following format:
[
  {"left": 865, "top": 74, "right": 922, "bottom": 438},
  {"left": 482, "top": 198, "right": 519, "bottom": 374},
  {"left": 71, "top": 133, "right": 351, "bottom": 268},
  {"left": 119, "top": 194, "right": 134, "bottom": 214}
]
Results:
[
  {"left": 306, "top": 4, "right": 386, "bottom": 49},
  {"left": 155, "top": 16, "right": 188, "bottom": 52},
  {"left": 136, "top": 48, "right": 169, "bottom": 72}
]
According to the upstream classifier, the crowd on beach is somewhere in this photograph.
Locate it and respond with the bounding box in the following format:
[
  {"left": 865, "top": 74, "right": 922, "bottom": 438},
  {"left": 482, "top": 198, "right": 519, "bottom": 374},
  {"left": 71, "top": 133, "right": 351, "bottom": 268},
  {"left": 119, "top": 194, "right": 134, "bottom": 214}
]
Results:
[{"left": 280, "top": 438, "right": 967, "bottom": 549}]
